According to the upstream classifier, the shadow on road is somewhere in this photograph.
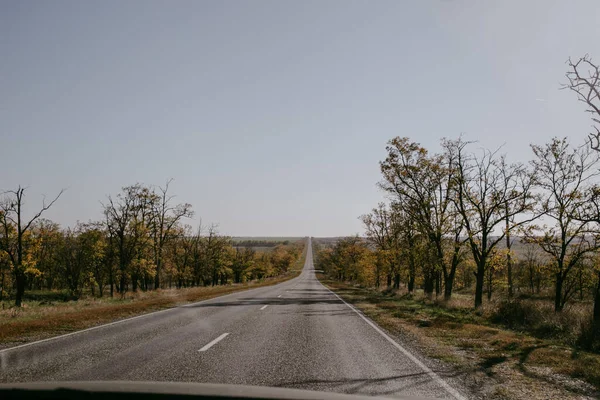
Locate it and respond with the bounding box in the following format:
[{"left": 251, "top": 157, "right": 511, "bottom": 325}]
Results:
[
  {"left": 276, "top": 309, "right": 356, "bottom": 317},
  {"left": 273, "top": 370, "right": 466, "bottom": 397},
  {"left": 184, "top": 296, "right": 343, "bottom": 308},
  {"left": 285, "top": 289, "right": 331, "bottom": 293}
]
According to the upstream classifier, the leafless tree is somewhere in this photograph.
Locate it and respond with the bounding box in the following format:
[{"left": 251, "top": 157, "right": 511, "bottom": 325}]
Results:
[
  {"left": 564, "top": 55, "right": 600, "bottom": 150},
  {"left": 527, "top": 137, "right": 600, "bottom": 311},
  {"left": 453, "top": 141, "right": 536, "bottom": 308}
]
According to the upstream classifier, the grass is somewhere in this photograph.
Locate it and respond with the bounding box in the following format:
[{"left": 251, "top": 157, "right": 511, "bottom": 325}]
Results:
[
  {"left": 0, "top": 247, "right": 307, "bottom": 348},
  {"left": 317, "top": 275, "right": 600, "bottom": 399}
]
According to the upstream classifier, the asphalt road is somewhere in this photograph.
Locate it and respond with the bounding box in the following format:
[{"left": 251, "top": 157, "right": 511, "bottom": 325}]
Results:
[{"left": 0, "top": 239, "right": 467, "bottom": 400}]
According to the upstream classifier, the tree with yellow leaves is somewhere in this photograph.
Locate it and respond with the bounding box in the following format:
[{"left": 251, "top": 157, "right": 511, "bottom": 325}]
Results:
[{"left": 0, "top": 186, "right": 63, "bottom": 306}]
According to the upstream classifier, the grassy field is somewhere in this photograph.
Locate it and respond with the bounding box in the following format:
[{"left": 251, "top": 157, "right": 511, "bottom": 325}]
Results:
[
  {"left": 0, "top": 248, "right": 307, "bottom": 348},
  {"left": 317, "top": 275, "right": 600, "bottom": 400}
]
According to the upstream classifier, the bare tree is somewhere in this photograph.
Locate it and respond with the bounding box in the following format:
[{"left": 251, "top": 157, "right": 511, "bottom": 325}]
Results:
[
  {"left": 564, "top": 55, "right": 600, "bottom": 150},
  {"left": 527, "top": 137, "right": 600, "bottom": 311},
  {"left": 453, "top": 142, "right": 536, "bottom": 308},
  {"left": 0, "top": 186, "right": 64, "bottom": 306}
]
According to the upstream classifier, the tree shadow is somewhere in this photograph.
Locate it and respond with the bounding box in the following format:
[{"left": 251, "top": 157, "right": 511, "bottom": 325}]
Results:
[
  {"left": 276, "top": 309, "right": 356, "bottom": 317},
  {"left": 479, "top": 355, "right": 508, "bottom": 376},
  {"left": 185, "top": 296, "right": 344, "bottom": 308},
  {"left": 273, "top": 370, "right": 467, "bottom": 397}
]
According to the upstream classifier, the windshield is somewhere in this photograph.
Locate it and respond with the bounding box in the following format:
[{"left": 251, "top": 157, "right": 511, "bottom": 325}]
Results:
[{"left": 2, "top": 2, "right": 600, "bottom": 400}]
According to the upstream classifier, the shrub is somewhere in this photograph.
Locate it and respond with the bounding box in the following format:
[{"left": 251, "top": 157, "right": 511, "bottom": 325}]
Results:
[
  {"left": 491, "top": 299, "right": 537, "bottom": 328},
  {"left": 491, "top": 298, "right": 588, "bottom": 345},
  {"left": 578, "top": 319, "right": 600, "bottom": 352}
]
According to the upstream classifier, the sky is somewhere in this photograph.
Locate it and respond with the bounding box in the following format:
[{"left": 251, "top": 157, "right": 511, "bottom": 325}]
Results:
[{"left": 2, "top": 0, "right": 600, "bottom": 237}]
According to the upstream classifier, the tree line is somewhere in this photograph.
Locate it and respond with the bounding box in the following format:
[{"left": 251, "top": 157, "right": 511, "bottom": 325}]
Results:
[
  {"left": 316, "top": 55, "right": 600, "bottom": 322},
  {"left": 0, "top": 180, "right": 304, "bottom": 307}
]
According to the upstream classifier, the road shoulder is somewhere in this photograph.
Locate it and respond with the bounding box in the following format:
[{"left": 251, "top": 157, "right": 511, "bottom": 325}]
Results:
[{"left": 316, "top": 275, "right": 599, "bottom": 400}]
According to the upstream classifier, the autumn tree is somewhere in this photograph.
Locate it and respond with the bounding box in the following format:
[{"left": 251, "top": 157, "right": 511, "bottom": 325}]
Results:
[
  {"left": 316, "top": 236, "right": 371, "bottom": 284},
  {"left": 360, "top": 203, "right": 400, "bottom": 289},
  {"left": 151, "top": 179, "right": 193, "bottom": 289},
  {"left": 203, "top": 225, "right": 233, "bottom": 286},
  {"left": 232, "top": 245, "right": 255, "bottom": 283},
  {"left": 32, "top": 219, "right": 62, "bottom": 290},
  {"left": 103, "top": 184, "right": 154, "bottom": 295},
  {"left": 77, "top": 222, "right": 108, "bottom": 297},
  {"left": 379, "top": 137, "right": 466, "bottom": 300},
  {"left": 0, "top": 186, "right": 64, "bottom": 306}
]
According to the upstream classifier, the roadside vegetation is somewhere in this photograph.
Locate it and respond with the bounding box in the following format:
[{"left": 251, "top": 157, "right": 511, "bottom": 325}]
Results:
[
  {"left": 0, "top": 178, "right": 305, "bottom": 343},
  {"left": 314, "top": 55, "right": 600, "bottom": 397},
  {"left": 0, "top": 251, "right": 305, "bottom": 347},
  {"left": 0, "top": 240, "right": 306, "bottom": 347}
]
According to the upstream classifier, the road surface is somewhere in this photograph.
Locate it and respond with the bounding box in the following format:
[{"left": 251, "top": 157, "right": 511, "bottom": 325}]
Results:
[{"left": 0, "top": 239, "right": 467, "bottom": 399}]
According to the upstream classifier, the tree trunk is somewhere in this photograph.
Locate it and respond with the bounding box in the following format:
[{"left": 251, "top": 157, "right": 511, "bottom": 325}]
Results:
[
  {"left": 487, "top": 267, "right": 493, "bottom": 301},
  {"left": 555, "top": 272, "right": 564, "bottom": 312},
  {"left": 579, "top": 269, "right": 584, "bottom": 301},
  {"left": 529, "top": 265, "right": 535, "bottom": 294},
  {"left": 506, "top": 210, "right": 513, "bottom": 298},
  {"left": 0, "top": 269, "right": 5, "bottom": 301},
  {"left": 444, "top": 272, "right": 454, "bottom": 301},
  {"left": 423, "top": 268, "right": 434, "bottom": 298},
  {"left": 408, "top": 272, "right": 415, "bottom": 293},
  {"left": 474, "top": 260, "right": 485, "bottom": 308},
  {"left": 594, "top": 271, "right": 600, "bottom": 323},
  {"left": 15, "top": 271, "right": 26, "bottom": 307},
  {"left": 154, "top": 246, "right": 162, "bottom": 290},
  {"left": 119, "top": 262, "right": 126, "bottom": 294}
]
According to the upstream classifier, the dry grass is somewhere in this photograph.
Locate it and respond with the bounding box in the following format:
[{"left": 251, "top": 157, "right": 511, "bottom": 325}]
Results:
[{"left": 318, "top": 276, "right": 600, "bottom": 400}]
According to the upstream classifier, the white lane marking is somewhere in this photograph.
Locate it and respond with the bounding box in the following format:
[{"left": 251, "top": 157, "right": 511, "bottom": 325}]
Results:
[
  {"left": 260, "top": 305, "right": 269, "bottom": 310},
  {"left": 322, "top": 285, "right": 467, "bottom": 400},
  {"left": 198, "top": 333, "right": 230, "bottom": 352},
  {"left": 277, "top": 295, "right": 282, "bottom": 298}
]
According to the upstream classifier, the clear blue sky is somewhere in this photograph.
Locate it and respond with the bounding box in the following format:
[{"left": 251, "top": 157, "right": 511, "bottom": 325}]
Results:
[{"left": 2, "top": 1, "right": 600, "bottom": 236}]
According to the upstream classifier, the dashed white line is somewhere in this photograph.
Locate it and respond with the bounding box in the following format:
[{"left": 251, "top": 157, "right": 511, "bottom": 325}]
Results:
[
  {"left": 260, "top": 305, "right": 269, "bottom": 310},
  {"left": 198, "top": 333, "right": 230, "bottom": 352},
  {"left": 277, "top": 295, "right": 282, "bottom": 298}
]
